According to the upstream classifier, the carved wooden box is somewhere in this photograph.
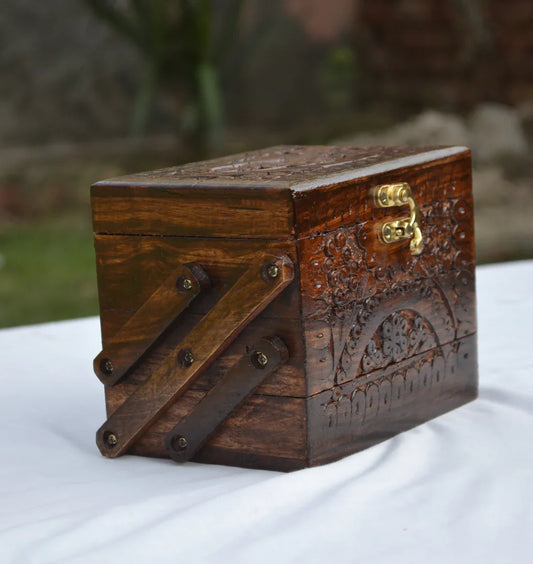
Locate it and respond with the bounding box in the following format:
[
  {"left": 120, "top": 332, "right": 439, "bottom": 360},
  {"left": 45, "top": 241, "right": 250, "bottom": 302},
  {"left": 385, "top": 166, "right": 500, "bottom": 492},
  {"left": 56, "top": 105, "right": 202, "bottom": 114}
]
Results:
[{"left": 91, "top": 145, "right": 477, "bottom": 471}]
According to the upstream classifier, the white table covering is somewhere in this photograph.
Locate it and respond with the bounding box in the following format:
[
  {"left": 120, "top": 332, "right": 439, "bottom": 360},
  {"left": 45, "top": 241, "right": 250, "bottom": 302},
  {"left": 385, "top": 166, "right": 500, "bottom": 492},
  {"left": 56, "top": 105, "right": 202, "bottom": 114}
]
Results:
[{"left": 0, "top": 260, "right": 532, "bottom": 564}]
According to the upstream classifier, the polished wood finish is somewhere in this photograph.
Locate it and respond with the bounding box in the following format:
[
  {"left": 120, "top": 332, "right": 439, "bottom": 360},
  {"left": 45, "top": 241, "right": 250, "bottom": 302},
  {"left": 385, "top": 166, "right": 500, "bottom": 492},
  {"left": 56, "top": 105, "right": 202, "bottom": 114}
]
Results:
[
  {"left": 91, "top": 184, "right": 295, "bottom": 239},
  {"left": 91, "top": 144, "right": 478, "bottom": 471},
  {"left": 93, "top": 235, "right": 301, "bottom": 341},
  {"left": 94, "top": 263, "right": 209, "bottom": 385},
  {"left": 307, "top": 335, "right": 477, "bottom": 465},
  {"left": 166, "top": 336, "right": 289, "bottom": 463},
  {"left": 91, "top": 145, "right": 464, "bottom": 239},
  {"left": 96, "top": 253, "right": 294, "bottom": 458}
]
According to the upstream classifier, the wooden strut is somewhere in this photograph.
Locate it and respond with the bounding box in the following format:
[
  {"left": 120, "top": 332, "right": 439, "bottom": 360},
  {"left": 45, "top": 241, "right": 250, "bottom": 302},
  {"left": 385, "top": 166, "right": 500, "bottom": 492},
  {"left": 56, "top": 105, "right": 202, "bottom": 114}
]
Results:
[
  {"left": 93, "top": 262, "right": 210, "bottom": 386},
  {"left": 96, "top": 253, "right": 294, "bottom": 458},
  {"left": 165, "top": 336, "right": 289, "bottom": 463}
]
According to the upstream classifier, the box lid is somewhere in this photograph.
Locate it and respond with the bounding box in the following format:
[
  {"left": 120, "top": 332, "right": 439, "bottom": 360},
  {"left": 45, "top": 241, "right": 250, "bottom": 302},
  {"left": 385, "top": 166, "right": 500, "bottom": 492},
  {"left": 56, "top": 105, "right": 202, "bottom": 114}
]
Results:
[{"left": 91, "top": 145, "right": 468, "bottom": 239}]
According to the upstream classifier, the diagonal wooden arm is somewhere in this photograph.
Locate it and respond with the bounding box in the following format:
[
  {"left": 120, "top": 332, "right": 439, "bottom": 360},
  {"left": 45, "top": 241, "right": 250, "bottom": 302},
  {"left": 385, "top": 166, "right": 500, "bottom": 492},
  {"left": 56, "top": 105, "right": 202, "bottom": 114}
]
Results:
[
  {"left": 96, "top": 253, "right": 294, "bottom": 458},
  {"left": 165, "top": 336, "right": 289, "bottom": 463},
  {"left": 93, "top": 263, "right": 210, "bottom": 386}
]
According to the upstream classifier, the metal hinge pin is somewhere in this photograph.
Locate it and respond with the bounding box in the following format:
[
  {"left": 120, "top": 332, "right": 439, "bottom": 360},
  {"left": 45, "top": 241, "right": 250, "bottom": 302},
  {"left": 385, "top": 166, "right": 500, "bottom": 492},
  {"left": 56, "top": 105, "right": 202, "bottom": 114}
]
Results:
[{"left": 254, "top": 351, "right": 269, "bottom": 368}]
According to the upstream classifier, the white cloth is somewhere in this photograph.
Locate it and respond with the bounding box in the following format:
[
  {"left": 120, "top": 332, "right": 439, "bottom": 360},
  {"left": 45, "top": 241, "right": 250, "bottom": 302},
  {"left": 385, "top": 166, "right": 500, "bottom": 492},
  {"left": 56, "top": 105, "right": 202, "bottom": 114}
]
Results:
[{"left": 0, "top": 261, "right": 532, "bottom": 564}]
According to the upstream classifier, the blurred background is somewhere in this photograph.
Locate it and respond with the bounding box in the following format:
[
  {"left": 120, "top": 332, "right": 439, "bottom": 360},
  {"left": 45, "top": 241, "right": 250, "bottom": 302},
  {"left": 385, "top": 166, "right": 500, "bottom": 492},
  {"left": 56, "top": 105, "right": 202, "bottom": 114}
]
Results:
[{"left": 1, "top": 0, "right": 532, "bottom": 328}]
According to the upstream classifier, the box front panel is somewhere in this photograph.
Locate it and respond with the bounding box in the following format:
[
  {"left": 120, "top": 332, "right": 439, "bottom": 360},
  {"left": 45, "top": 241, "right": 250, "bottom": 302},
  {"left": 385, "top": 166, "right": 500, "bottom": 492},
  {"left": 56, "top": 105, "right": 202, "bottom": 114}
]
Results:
[
  {"left": 306, "top": 334, "right": 477, "bottom": 465},
  {"left": 295, "top": 151, "right": 477, "bottom": 464}
]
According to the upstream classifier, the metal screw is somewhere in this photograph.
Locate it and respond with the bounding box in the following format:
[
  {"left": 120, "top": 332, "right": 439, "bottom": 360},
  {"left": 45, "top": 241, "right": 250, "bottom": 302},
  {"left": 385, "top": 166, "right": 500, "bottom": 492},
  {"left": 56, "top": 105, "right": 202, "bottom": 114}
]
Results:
[
  {"left": 266, "top": 264, "right": 279, "bottom": 279},
  {"left": 106, "top": 432, "right": 118, "bottom": 447},
  {"left": 101, "top": 358, "right": 114, "bottom": 375},
  {"left": 177, "top": 276, "right": 193, "bottom": 292},
  {"left": 379, "top": 191, "right": 388, "bottom": 204},
  {"left": 399, "top": 188, "right": 409, "bottom": 203},
  {"left": 172, "top": 436, "right": 188, "bottom": 451},
  {"left": 255, "top": 351, "right": 269, "bottom": 368},
  {"left": 178, "top": 349, "right": 195, "bottom": 368},
  {"left": 383, "top": 225, "right": 392, "bottom": 240}
]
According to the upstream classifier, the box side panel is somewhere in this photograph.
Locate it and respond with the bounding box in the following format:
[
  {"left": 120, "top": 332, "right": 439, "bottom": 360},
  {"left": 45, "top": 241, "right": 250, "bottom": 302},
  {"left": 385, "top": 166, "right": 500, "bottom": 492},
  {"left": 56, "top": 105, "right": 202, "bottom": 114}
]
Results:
[
  {"left": 94, "top": 235, "right": 302, "bottom": 338},
  {"left": 93, "top": 235, "right": 307, "bottom": 471},
  {"left": 295, "top": 152, "right": 478, "bottom": 464},
  {"left": 133, "top": 394, "right": 307, "bottom": 472},
  {"left": 91, "top": 185, "right": 295, "bottom": 239}
]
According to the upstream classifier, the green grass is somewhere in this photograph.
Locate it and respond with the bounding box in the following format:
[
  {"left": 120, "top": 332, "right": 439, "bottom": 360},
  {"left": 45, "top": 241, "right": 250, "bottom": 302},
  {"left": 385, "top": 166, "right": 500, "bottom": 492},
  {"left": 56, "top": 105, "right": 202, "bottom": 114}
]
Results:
[{"left": 0, "top": 214, "right": 99, "bottom": 328}]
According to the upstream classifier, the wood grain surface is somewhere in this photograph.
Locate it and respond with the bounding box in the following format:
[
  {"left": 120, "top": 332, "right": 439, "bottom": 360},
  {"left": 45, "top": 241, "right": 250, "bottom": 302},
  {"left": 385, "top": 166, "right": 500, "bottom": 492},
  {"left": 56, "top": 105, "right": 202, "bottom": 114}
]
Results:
[
  {"left": 96, "top": 254, "right": 294, "bottom": 458},
  {"left": 307, "top": 334, "right": 477, "bottom": 466},
  {"left": 165, "top": 337, "right": 290, "bottom": 463},
  {"left": 91, "top": 145, "right": 478, "bottom": 471},
  {"left": 93, "top": 263, "right": 208, "bottom": 385}
]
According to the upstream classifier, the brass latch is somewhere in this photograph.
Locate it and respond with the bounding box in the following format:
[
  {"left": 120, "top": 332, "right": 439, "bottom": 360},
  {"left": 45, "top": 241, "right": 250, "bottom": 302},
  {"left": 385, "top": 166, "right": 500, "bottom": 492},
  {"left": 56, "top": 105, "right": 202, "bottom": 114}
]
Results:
[{"left": 371, "top": 182, "right": 423, "bottom": 255}]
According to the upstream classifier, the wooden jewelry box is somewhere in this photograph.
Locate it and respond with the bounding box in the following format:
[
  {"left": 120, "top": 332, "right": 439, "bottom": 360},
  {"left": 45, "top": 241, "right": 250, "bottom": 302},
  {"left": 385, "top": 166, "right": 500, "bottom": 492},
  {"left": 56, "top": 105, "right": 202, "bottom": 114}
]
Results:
[{"left": 91, "top": 145, "right": 478, "bottom": 471}]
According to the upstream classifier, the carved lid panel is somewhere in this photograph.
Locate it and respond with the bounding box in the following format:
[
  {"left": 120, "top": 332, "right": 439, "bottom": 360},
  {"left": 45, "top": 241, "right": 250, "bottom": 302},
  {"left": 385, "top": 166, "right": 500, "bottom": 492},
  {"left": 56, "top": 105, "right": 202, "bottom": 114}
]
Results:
[{"left": 92, "top": 145, "right": 458, "bottom": 189}]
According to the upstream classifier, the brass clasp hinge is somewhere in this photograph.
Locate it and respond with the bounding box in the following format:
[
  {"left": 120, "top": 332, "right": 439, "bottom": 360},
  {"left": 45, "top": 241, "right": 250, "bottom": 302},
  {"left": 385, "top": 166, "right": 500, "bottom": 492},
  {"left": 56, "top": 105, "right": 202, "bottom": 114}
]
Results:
[{"left": 371, "top": 182, "right": 423, "bottom": 255}]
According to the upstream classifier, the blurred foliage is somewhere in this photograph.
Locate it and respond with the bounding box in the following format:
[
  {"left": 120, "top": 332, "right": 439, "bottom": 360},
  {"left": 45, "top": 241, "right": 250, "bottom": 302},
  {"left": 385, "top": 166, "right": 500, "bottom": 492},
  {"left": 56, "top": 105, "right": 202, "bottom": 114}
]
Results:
[
  {"left": 83, "top": 0, "right": 246, "bottom": 155},
  {"left": 0, "top": 215, "right": 99, "bottom": 328},
  {"left": 0, "top": 142, "right": 191, "bottom": 329},
  {"left": 319, "top": 46, "right": 357, "bottom": 112},
  {"left": 3, "top": 0, "right": 531, "bottom": 332}
]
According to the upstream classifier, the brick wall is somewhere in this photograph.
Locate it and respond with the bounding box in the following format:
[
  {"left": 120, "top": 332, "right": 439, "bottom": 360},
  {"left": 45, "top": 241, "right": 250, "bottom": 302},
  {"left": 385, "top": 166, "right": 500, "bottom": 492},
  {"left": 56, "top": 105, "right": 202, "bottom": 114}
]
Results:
[{"left": 355, "top": 0, "right": 533, "bottom": 107}]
